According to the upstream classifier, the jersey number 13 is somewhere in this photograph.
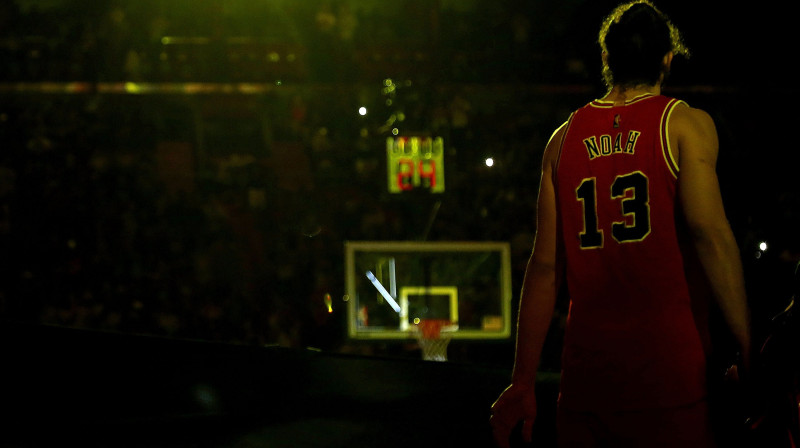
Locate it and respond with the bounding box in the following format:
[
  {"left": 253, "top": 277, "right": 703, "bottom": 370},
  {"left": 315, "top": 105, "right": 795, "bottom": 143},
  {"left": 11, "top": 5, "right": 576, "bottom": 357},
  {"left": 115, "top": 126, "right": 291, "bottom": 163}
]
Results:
[{"left": 575, "top": 171, "right": 651, "bottom": 249}]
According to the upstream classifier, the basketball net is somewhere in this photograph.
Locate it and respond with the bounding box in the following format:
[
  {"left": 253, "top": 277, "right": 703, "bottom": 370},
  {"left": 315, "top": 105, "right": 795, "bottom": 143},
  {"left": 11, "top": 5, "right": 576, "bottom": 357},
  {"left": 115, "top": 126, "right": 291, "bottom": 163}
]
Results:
[{"left": 413, "top": 319, "right": 458, "bottom": 362}]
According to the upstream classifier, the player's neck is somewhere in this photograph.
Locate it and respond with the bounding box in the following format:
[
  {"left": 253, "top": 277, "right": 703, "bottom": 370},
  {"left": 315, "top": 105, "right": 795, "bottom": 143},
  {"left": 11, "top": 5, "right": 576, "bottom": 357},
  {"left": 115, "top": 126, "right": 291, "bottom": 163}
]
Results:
[{"left": 603, "top": 84, "right": 661, "bottom": 106}]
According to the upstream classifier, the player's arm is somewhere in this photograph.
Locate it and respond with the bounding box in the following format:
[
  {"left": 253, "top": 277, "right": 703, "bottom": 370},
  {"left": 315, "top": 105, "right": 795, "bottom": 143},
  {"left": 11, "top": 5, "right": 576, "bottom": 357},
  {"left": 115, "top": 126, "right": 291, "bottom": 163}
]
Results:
[
  {"left": 491, "top": 123, "right": 565, "bottom": 447},
  {"left": 673, "top": 105, "right": 752, "bottom": 368},
  {"left": 510, "top": 123, "right": 564, "bottom": 388}
]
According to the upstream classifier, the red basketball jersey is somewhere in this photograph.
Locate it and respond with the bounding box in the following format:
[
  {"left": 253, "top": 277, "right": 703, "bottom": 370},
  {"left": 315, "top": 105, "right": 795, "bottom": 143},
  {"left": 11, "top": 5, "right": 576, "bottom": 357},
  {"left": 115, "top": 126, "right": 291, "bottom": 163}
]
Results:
[{"left": 555, "top": 94, "right": 707, "bottom": 411}]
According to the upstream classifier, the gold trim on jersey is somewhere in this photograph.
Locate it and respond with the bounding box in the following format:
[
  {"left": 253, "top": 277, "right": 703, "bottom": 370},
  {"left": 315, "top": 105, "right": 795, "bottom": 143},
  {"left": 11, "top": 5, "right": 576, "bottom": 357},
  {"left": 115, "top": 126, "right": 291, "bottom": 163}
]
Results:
[
  {"left": 588, "top": 93, "right": 657, "bottom": 109},
  {"left": 554, "top": 113, "right": 575, "bottom": 176},
  {"left": 660, "top": 99, "right": 684, "bottom": 179}
]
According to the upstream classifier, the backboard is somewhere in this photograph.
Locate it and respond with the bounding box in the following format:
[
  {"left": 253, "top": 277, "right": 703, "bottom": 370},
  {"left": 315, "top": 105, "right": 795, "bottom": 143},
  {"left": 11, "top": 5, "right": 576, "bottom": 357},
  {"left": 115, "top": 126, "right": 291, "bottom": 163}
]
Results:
[{"left": 344, "top": 241, "right": 512, "bottom": 340}]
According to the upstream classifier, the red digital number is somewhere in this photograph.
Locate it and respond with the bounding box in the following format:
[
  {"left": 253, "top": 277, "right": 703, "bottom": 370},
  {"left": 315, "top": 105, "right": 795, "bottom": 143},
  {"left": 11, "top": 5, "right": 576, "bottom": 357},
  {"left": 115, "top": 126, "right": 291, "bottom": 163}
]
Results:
[
  {"left": 418, "top": 160, "right": 436, "bottom": 189},
  {"left": 397, "top": 159, "right": 415, "bottom": 191},
  {"left": 395, "top": 159, "right": 438, "bottom": 191}
]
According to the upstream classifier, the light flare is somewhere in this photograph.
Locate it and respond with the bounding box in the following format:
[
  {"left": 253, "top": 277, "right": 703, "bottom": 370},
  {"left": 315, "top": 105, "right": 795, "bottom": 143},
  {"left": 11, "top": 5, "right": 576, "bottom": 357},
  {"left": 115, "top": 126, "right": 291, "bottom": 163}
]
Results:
[{"left": 366, "top": 270, "right": 401, "bottom": 313}]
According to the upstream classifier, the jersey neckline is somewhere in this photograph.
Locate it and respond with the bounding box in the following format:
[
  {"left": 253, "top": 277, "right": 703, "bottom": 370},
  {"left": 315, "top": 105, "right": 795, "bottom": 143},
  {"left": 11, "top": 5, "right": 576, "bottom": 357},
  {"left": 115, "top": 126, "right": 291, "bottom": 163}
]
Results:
[{"left": 589, "top": 93, "right": 659, "bottom": 108}]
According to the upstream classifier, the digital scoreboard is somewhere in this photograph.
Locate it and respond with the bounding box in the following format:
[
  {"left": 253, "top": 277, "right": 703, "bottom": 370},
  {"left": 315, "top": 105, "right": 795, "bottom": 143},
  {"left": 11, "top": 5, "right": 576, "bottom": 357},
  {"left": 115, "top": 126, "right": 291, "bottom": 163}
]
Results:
[{"left": 386, "top": 136, "right": 444, "bottom": 193}]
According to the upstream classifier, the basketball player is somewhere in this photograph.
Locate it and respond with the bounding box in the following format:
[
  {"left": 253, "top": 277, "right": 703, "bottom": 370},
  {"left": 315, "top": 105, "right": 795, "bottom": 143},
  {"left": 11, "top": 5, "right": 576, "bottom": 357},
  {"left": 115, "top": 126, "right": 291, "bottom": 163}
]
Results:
[{"left": 491, "top": 2, "right": 751, "bottom": 446}]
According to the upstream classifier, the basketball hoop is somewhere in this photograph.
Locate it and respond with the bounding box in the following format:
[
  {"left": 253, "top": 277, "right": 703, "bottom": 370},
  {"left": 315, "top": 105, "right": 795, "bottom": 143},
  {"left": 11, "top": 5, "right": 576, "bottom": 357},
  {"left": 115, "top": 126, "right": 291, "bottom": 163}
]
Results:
[{"left": 413, "top": 319, "right": 458, "bottom": 362}]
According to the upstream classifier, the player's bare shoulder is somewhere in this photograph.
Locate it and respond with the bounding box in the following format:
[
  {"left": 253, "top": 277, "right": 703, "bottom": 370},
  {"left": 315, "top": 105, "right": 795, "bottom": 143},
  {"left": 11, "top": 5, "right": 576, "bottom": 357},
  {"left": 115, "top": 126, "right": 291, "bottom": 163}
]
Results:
[
  {"left": 672, "top": 102, "right": 716, "bottom": 135},
  {"left": 669, "top": 102, "right": 719, "bottom": 166}
]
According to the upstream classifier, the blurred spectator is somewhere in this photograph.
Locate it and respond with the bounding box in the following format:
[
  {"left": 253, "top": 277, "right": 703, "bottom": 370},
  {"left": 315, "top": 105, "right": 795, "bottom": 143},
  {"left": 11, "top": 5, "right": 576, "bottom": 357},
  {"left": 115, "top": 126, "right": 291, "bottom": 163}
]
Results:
[{"left": 0, "top": 1, "right": 792, "bottom": 370}]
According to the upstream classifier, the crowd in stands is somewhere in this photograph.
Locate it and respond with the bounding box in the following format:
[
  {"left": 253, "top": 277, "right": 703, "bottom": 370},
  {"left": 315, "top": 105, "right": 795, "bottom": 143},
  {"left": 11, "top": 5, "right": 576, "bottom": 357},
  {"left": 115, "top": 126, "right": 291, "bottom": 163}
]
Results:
[
  {"left": 0, "top": 0, "right": 593, "bottom": 85},
  {"left": 0, "top": 0, "right": 797, "bottom": 366}
]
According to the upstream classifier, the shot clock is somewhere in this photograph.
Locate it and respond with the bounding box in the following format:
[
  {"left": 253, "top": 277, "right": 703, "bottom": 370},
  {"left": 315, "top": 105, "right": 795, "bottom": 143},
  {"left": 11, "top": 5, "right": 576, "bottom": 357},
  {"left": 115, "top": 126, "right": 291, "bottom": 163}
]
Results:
[{"left": 386, "top": 136, "right": 445, "bottom": 193}]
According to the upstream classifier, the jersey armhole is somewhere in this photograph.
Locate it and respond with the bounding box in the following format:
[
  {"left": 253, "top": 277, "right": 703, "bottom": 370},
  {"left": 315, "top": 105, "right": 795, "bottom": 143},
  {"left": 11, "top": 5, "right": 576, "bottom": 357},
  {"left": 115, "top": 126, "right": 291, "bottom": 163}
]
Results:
[
  {"left": 553, "top": 114, "right": 574, "bottom": 176},
  {"left": 660, "top": 99, "right": 684, "bottom": 179}
]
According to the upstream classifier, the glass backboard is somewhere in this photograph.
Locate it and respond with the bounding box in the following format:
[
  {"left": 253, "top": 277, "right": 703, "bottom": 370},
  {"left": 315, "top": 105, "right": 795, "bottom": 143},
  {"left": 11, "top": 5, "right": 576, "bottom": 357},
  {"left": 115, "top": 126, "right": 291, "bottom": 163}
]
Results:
[{"left": 344, "top": 241, "right": 512, "bottom": 340}]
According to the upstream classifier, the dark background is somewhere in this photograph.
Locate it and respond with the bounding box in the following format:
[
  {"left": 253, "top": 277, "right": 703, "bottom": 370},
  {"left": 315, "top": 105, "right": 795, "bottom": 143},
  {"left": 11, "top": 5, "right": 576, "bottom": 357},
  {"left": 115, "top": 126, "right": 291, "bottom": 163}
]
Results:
[
  {"left": 0, "top": 0, "right": 797, "bottom": 379},
  {"left": 1, "top": 1, "right": 798, "bottom": 446}
]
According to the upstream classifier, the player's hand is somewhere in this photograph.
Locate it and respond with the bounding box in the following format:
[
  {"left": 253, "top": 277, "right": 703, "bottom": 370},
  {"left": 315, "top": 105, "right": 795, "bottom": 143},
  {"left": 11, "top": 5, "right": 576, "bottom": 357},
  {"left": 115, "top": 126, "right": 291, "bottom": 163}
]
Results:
[{"left": 490, "top": 383, "right": 537, "bottom": 448}]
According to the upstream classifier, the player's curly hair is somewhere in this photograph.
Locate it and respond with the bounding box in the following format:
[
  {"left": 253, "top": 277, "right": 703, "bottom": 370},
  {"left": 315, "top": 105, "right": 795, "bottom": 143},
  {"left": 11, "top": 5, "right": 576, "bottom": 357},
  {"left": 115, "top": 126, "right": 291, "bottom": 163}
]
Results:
[{"left": 598, "top": 1, "right": 689, "bottom": 89}]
